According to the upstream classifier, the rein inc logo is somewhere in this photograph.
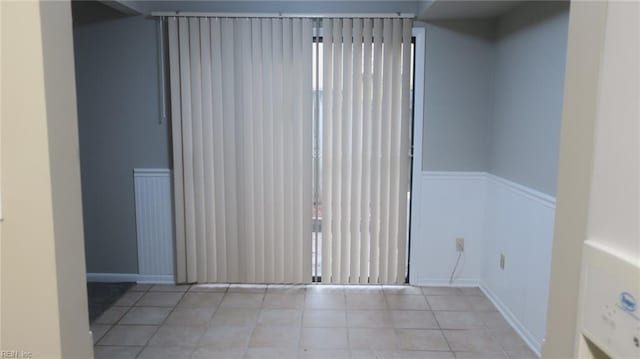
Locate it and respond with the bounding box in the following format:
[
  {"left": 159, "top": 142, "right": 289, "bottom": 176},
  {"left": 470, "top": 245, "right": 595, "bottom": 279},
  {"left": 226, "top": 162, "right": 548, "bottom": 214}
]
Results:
[{"left": 619, "top": 292, "right": 639, "bottom": 320}]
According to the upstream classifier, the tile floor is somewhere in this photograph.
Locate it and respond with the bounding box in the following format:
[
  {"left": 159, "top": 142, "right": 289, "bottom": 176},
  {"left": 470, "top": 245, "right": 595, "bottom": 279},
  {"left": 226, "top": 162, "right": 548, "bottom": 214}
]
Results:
[
  {"left": 87, "top": 282, "right": 134, "bottom": 322},
  {"left": 91, "top": 284, "right": 538, "bottom": 359}
]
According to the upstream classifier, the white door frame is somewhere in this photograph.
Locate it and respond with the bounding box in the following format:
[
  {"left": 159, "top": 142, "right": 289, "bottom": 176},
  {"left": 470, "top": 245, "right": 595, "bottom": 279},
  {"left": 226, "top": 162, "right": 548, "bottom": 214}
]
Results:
[{"left": 408, "top": 24, "right": 426, "bottom": 284}]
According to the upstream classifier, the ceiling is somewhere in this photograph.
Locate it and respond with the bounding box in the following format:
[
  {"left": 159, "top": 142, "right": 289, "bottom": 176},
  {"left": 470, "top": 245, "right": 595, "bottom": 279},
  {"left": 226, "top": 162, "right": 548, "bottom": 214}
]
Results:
[
  {"left": 99, "top": 0, "right": 525, "bottom": 20},
  {"left": 418, "top": 0, "right": 523, "bottom": 20}
]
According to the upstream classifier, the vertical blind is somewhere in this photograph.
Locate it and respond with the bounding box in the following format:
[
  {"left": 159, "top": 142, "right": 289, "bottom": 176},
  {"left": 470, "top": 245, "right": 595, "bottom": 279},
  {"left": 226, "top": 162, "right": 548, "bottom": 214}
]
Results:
[
  {"left": 320, "top": 18, "right": 413, "bottom": 284},
  {"left": 168, "top": 16, "right": 412, "bottom": 284},
  {"left": 168, "top": 17, "right": 313, "bottom": 283}
]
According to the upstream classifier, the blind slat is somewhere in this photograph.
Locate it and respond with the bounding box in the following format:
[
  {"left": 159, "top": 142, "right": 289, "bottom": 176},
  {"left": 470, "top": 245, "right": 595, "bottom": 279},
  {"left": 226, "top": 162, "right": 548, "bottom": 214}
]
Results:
[
  {"left": 301, "top": 19, "right": 314, "bottom": 283},
  {"left": 199, "top": 17, "right": 217, "bottom": 282},
  {"left": 167, "top": 17, "right": 187, "bottom": 283},
  {"left": 261, "top": 18, "right": 276, "bottom": 282},
  {"left": 321, "top": 18, "right": 334, "bottom": 283},
  {"left": 330, "top": 19, "right": 344, "bottom": 283},
  {"left": 239, "top": 18, "right": 256, "bottom": 282},
  {"left": 368, "top": 18, "right": 383, "bottom": 284},
  {"left": 178, "top": 17, "right": 197, "bottom": 282},
  {"left": 250, "top": 18, "right": 265, "bottom": 283},
  {"left": 350, "top": 18, "right": 364, "bottom": 284},
  {"left": 360, "top": 18, "right": 373, "bottom": 284},
  {"left": 340, "top": 19, "right": 353, "bottom": 283},
  {"left": 221, "top": 18, "right": 240, "bottom": 282},
  {"left": 210, "top": 18, "right": 228, "bottom": 281},
  {"left": 387, "top": 18, "right": 403, "bottom": 283}
]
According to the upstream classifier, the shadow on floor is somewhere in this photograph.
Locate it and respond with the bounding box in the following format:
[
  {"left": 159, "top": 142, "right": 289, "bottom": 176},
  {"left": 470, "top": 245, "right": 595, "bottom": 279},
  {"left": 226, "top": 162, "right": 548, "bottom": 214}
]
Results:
[{"left": 87, "top": 282, "right": 134, "bottom": 322}]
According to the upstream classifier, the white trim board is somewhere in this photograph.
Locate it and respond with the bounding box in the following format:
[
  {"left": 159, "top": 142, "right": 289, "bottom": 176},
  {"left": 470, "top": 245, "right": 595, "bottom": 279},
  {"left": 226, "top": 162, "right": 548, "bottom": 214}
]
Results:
[
  {"left": 413, "top": 278, "right": 479, "bottom": 287},
  {"left": 480, "top": 281, "right": 542, "bottom": 356},
  {"left": 133, "top": 168, "right": 171, "bottom": 176},
  {"left": 420, "top": 171, "right": 557, "bottom": 206},
  {"left": 86, "top": 272, "right": 175, "bottom": 284},
  {"left": 486, "top": 173, "right": 556, "bottom": 209},
  {"left": 409, "top": 25, "right": 426, "bottom": 286},
  {"left": 419, "top": 171, "right": 487, "bottom": 181}
]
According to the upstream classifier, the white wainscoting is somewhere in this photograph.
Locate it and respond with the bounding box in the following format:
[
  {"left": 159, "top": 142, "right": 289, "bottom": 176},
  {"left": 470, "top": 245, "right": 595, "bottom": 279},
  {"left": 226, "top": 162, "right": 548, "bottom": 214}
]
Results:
[
  {"left": 133, "top": 168, "right": 175, "bottom": 280},
  {"left": 86, "top": 169, "right": 176, "bottom": 284},
  {"left": 409, "top": 171, "right": 556, "bottom": 356},
  {"left": 409, "top": 171, "right": 487, "bottom": 286},
  {"left": 481, "top": 174, "right": 556, "bottom": 356}
]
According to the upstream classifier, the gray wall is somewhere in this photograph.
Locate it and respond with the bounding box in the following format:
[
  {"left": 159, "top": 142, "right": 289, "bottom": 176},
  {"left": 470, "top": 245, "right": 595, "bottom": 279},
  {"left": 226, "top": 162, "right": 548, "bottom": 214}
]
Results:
[
  {"left": 489, "top": 2, "right": 569, "bottom": 195},
  {"left": 73, "top": 14, "right": 171, "bottom": 273},
  {"left": 72, "top": 1, "right": 568, "bottom": 273},
  {"left": 422, "top": 2, "right": 569, "bottom": 196},
  {"left": 422, "top": 19, "right": 496, "bottom": 171}
]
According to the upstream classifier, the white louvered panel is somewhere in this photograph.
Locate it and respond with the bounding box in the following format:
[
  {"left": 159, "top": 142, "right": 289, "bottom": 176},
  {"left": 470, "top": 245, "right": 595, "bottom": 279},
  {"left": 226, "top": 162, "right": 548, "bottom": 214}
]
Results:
[{"left": 134, "top": 169, "right": 175, "bottom": 276}]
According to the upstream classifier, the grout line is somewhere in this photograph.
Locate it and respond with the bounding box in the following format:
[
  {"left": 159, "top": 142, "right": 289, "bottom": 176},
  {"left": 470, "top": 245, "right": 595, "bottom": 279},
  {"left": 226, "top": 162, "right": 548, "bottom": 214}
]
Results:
[
  {"left": 92, "top": 285, "right": 152, "bottom": 345},
  {"left": 297, "top": 292, "right": 305, "bottom": 358},
  {"left": 341, "top": 283, "right": 353, "bottom": 357},
  {"left": 240, "top": 288, "right": 267, "bottom": 358},
  {"left": 94, "top": 283, "right": 511, "bottom": 358},
  {"left": 134, "top": 286, "right": 189, "bottom": 359},
  {"left": 438, "top": 325, "right": 455, "bottom": 355}
]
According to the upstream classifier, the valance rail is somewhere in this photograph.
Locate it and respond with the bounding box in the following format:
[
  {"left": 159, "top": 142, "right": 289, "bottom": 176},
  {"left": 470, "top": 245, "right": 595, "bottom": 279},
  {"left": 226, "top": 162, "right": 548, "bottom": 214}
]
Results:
[{"left": 152, "top": 12, "right": 415, "bottom": 19}]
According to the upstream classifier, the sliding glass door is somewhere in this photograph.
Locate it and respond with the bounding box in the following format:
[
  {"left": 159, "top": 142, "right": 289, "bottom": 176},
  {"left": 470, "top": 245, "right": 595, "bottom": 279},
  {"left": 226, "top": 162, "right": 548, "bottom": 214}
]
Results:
[
  {"left": 311, "top": 27, "right": 416, "bottom": 284},
  {"left": 314, "top": 18, "right": 413, "bottom": 284},
  {"left": 168, "top": 16, "right": 413, "bottom": 284}
]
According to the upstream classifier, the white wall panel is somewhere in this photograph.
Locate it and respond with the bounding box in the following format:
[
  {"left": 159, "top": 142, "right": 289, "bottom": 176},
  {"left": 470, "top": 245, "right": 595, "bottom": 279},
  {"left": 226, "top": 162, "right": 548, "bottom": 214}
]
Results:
[
  {"left": 134, "top": 168, "right": 175, "bottom": 277},
  {"left": 481, "top": 174, "right": 556, "bottom": 355},
  {"left": 410, "top": 171, "right": 487, "bottom": 286},
  {"left": 410, "top": 171, "right": 556, "bottom": 355}
]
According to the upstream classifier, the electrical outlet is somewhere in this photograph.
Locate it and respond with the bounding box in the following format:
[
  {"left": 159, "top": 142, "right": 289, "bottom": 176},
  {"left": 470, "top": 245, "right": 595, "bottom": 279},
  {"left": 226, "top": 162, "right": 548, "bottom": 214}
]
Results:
[
  {"left": 456, "top": 238, "right": 464, "bottom": 252},
  {"left": 500, "top": 253, "right": 505, "bottom": 270}
]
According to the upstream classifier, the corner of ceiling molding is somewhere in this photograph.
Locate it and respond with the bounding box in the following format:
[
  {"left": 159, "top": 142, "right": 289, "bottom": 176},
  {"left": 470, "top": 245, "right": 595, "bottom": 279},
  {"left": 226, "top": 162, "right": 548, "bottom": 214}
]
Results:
[
  {"left": 416, "top": 0, "right": 437, "bottom": 20},
  {"left": 97, "top": 0, "right": 142, "bottom": 16}
]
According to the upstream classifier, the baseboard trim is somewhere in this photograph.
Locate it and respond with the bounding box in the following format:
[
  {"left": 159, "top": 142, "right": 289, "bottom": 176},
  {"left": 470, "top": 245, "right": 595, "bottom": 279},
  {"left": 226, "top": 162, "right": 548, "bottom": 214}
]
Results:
[
  {"left": 420, "top": 171, "right": 487, "bottom": 181},
  {"left": 133, "top": 168, "right": 171, "bottom": 176},
  {"left": 87, "top": 272, "right": 175, "bottom": 284},
  {"left": 479, "top": 281, "right": 541, "bottom": 357},
  {"left": 412, "top": 278, "right": 480, "bottom": 287}
]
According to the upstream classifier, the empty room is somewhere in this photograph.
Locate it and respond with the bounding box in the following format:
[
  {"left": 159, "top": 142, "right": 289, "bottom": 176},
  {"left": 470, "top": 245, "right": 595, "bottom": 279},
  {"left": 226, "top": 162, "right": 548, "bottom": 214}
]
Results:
[{"left": 1, "top": 1, "right": 638, "bottom": 359}]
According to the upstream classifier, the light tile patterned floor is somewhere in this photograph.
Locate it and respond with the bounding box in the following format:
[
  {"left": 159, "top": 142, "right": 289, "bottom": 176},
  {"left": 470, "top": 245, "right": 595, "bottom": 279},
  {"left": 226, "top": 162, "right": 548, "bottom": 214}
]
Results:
[{"left": 92, "top": 284, "right": 538, "bottom": 359}]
